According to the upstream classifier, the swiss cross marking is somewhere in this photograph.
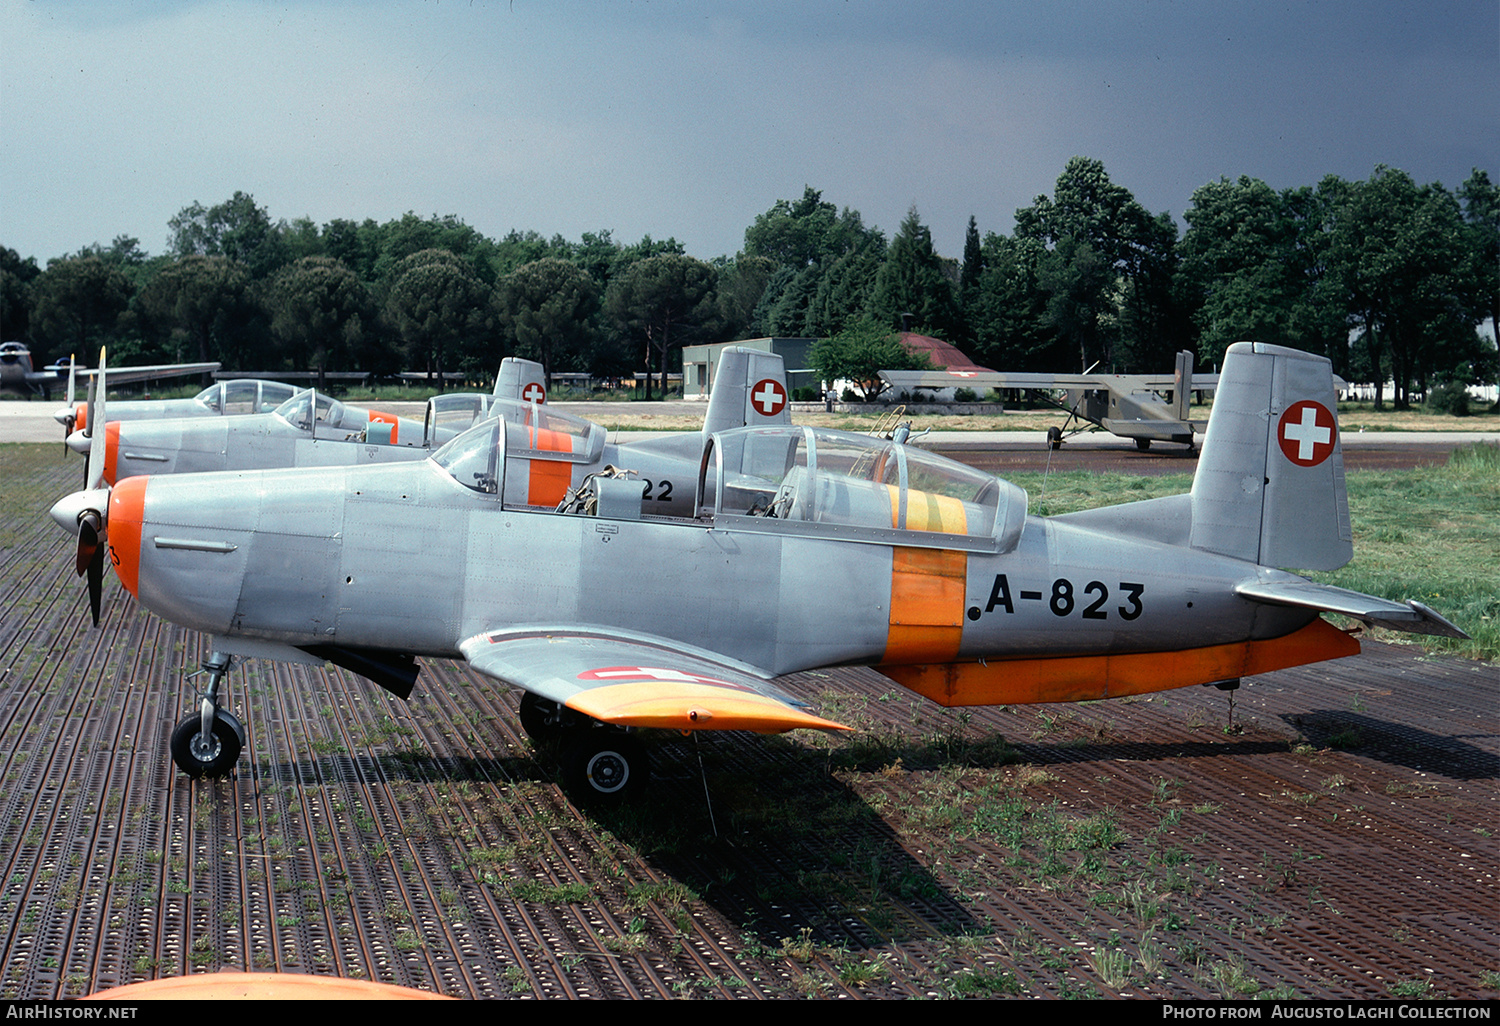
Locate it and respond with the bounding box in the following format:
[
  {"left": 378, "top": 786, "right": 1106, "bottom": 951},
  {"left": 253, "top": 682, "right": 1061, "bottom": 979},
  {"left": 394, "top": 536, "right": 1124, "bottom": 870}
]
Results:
[
  {"left": 577, "top": 666, "right": 751, "bottom": 691},
  {"left": 522, "top": 382, "right": 547, "bottom": 404},
  {"left": 1277, "top": 401, "right": 1336, "bottom": 467},
  {"left": 750, "top": 378, "right": 787, "bottom": 417}
]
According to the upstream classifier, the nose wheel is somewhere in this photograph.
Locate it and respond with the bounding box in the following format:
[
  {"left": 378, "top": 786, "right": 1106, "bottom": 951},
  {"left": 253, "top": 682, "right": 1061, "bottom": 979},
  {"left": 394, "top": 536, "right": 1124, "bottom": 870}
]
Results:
[{"left": 170, "top": 653, "right": 247, "bottom": 778}]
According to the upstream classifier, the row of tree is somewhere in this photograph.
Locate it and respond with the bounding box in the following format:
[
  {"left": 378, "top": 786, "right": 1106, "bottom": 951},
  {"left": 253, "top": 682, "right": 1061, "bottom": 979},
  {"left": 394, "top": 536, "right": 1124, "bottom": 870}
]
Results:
[{"left": 2, "top": 159, "right": 1495, "bottom": 407}]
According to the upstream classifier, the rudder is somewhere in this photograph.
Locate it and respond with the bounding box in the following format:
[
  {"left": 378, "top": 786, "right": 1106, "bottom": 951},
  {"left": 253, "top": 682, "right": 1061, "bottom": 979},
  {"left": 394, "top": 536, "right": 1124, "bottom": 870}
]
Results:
[
  {"left": 703, "top": 347, "right": 791, "bottom": 437},
  {"left": 1189, "top": 341, "right": 1351, "bottom": 571}
]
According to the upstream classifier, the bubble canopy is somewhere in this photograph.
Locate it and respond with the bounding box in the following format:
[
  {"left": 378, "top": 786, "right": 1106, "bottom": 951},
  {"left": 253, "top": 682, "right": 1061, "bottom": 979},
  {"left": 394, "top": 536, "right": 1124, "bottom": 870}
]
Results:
[
  {"left": 701, "top": 426, "right": 1027, "bottom": 553},
  {"left": 273, "top": 389, "right": 346, "bottom": 433},
  {"left": 430, "top": 402, "right": 607, "bottom": 497}
]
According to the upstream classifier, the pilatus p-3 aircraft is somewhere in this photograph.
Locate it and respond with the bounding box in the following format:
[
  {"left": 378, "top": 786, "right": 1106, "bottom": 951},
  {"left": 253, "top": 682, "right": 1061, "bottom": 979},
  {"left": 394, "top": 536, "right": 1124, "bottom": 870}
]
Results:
[{"left": 49, "top": 342, "right": 1464, "bottom": 804}]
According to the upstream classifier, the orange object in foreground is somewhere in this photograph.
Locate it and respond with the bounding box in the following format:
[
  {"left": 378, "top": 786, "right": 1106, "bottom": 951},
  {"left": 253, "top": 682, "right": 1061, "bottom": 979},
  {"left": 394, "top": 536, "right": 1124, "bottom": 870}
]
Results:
[{"left": 85, "top": 971, "right": 455, "bottom": 1000}]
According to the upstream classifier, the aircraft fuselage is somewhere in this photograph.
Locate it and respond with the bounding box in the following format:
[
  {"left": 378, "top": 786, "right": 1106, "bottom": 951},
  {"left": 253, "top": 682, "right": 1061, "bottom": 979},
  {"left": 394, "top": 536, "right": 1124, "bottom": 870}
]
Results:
[{"left": 109, "top": 458, "right": 1319, "bottom": 691}]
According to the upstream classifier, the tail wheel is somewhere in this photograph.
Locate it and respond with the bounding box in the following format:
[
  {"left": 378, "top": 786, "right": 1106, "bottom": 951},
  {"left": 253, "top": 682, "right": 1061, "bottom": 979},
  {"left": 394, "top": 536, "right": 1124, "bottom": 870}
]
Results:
[
  {"left": 1046, "top": 426, "right": 1062, "bottom": 450},
  {"left": 170, "top": 714, "right": 242, "bottom": 778},
  {"left": 560, "top": 731, "right": 647, "bottom": 805}
]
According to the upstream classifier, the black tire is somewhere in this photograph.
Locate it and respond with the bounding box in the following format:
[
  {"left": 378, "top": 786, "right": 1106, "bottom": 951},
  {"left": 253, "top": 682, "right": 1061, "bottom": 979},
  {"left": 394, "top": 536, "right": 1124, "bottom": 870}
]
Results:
[
  {"left": 1046, "top": 426, "right": 1062, "bottom": 450},
  {"left": 559, "top": 731, "right": 647, "bottom": 805},
  {"left": 1135, "top": 438, "right": 1152, "bottom": 451},
  {"left": 518, "top": 692, "right": 564, "bottom": 743},
  {"left": 170, "top": 713, "right": 242, "bottom": 778}
]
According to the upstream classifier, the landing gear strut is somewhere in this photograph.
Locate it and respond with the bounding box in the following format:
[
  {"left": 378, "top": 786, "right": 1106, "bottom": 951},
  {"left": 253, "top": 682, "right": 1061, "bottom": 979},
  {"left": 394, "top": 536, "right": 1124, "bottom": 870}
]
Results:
[{"left": 170, "top": 652, "right": 247, "bottom": 778}]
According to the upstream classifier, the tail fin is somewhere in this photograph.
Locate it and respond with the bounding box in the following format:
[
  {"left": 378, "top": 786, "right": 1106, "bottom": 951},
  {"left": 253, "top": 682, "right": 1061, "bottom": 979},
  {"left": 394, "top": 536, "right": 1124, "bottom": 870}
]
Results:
[
  {"left": 703, "top": 347, "right": 791, "bottom": 437},
  {"left": 1172, "top": 349, "right": 1193, "bottom": 423},
  {"left": 1189, "top": 341, "right": 1351, "bottom": 570},
  {"left": 494, "top": 358, "right": 548, "bottom": 403}
]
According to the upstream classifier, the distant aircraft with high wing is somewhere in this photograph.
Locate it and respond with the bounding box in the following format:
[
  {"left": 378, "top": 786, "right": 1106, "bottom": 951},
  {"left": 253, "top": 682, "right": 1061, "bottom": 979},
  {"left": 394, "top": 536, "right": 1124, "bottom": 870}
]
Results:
[
  {"left": 2, "top": 340, "right": 218, "bottom": 404},
  {"left": 881, "top": 350, "right": 1215, "bottom": 450},
  {"left": 49, "top": 342, "right": 1463, "bottom": 804}
]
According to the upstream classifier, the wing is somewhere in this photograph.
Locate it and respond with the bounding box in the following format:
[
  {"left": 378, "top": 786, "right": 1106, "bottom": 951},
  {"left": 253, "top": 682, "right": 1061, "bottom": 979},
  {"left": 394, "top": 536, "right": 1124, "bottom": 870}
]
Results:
[
  {"left": 76, "top": 362, "right": 220, "bottom": 385},
  {"left": 879, "top": 369, "right": 1186, "bottom": 391},
  {"left": 459, "top": 628, "right": 849, "bottom": 733},
  {"left": 1235, "top": 579, "right": 1469, "bottom": 639}
]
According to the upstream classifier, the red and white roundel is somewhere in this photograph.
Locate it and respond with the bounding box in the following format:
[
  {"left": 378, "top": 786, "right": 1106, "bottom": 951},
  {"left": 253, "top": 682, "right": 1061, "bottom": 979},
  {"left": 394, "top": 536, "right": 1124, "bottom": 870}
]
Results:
[
  {"left": 1277, "top": 400, "right": 1337, "bottom": 467},
  {"left": 749, "top": 378, "right": 787, "bottom": 417},
  {"left": 521, "top": 382, "right": 547, "bottom": 404}
]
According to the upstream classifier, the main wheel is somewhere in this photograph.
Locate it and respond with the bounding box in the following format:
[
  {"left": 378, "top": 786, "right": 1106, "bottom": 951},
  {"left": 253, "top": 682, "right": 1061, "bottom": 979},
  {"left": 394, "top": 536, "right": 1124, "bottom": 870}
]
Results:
[
  {"left": 170, "top": 713, "right": 242, "bottom": 778},
  {"left": 518, "top": 692, "right": 564, "bottom": 743},
  {"left": 559, "top": 731, "right": 647, "bottom": 805},
  {"left": 1135, "top": 438, "right": 1152, "bottom": 451}
]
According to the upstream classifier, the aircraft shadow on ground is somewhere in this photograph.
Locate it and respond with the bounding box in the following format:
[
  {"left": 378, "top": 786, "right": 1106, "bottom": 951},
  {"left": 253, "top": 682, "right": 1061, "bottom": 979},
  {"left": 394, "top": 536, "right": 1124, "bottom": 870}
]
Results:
[{"left": 1279, "top": 710, "right": 1499, "bottom": 780}]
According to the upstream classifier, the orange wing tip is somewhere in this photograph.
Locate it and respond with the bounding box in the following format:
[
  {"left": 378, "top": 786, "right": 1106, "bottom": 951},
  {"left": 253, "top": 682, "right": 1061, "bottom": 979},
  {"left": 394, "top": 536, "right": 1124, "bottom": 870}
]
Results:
[
  {"left": 85, "top": 972, "right": 454, "bottom": 1001},
  {"left": 566, "top": 681, "right": 850, "bottom": 734}
]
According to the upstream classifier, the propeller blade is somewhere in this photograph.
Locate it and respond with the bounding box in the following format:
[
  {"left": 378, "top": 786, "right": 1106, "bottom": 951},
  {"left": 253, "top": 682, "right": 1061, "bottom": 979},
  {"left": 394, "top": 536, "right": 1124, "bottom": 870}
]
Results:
[
  {"left": 75, "top": 515, "right": 100, "bottom": 577},
  {"left": 64, "top": 356, "right": 77, "bottom": 457},
  {"left": 85, "top": 348, "right": 107, "bottom": 493},
  {"left": 86, "top": 542, "right": 104, "bottom": 627}
]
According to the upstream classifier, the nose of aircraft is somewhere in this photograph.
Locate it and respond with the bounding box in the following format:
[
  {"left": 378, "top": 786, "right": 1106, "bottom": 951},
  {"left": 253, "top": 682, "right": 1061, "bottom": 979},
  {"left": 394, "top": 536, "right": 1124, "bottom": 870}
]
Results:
[
  {"left": 67, "top": 424, "right": 120, "bottom": 483},
  {"left": 49, "top": 487, "right": 109, "bottom": 537}
]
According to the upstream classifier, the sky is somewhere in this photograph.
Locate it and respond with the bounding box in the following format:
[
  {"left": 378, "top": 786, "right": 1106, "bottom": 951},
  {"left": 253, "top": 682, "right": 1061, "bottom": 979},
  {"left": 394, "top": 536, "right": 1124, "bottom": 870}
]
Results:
[{"left": 2, "top": 0, "right": 1496, "bottom": 267}]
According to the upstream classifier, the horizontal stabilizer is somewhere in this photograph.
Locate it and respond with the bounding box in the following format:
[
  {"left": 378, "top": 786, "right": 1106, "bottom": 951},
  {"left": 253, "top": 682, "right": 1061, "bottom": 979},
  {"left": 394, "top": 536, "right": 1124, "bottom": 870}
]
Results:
[{"left": 1234, "top": 579, "right": 1469, "bottom": 639}]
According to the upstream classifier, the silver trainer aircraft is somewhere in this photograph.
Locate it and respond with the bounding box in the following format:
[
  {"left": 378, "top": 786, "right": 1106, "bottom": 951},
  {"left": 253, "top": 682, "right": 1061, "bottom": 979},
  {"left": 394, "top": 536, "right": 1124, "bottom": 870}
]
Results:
[
  {"left": 62, "top": 355, "right": 551, "bottom": 457},
  {"left": 69, "top": 352, "right": 792, "bottom": 522},
  {"left": 49, "top": 342, "right": 1464, "bottom": 804},
  {"left": 56, "top": 377, "right": 303, "bottom": 438}
]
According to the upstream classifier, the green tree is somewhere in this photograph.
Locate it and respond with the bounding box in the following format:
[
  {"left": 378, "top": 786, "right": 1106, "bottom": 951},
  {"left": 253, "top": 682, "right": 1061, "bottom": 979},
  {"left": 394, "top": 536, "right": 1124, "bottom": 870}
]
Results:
[
  {"left": 966, "top": 233, "right": 1056, "bottom": 371},
  {"left": 605, "top": 254, "right": 717, "bottom": 399},
  {"left": 810, "top": 317, "right": 930, "bottom": 401},
  {"left": 1014, "top": 157, "right": 1170, "bottom": 370},
  {"left": 1324, "top": 167, "right": 1474, "bottom": 408},
  {"left": 807, "top": 238, "right": 886, "bottom": 338},
  {"left": 712, "top": 254, "right": 776, "bottom": 340},
  {"left": 385, "top": 249, "right": 495, "bottom": 390},
  {"left": 29, "top": 256, "right": 133, "bottom": 360},
  {"left": 1036, "top": 237, "right": 1115, "bottom": 372},
  {"left": 496, "top": 258, "right": 600, "bottom": 383},
  {"left": 169, "top": 192, "right": 289, "bottom": 279},
  {"left": 1458, "top": 169, "right": 1499, "bottom": 387},
  {"left": 137, "top": 255, "right": 261, "bottom": 368},
  {"left": 266, "top": 257, "right": 374, "bottom": 374},
  {"left": 1, "top": 246, "right": 40, "bottom": 342},
  {"left": 869, "top": 207, "right": 961, "bottom": 339},
  {"left": 745, "top": 188, "right": 883, "bottom": 336}
]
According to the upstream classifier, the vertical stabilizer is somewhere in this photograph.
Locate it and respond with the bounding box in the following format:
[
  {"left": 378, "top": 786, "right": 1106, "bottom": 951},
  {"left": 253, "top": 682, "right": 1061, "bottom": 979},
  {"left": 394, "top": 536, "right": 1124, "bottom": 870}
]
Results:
[
  {"left": 1172, "top": 349, "right": 1193, "bottom": 423},
  {"left": 703, "top": 348, "right": 791, "bottom": 437},
  {"left": 494, "top": 358, "right": 548, "bottom": 404},
  {"left": 1189, "top": 342, "right": 1351, "bottom": 570}
]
